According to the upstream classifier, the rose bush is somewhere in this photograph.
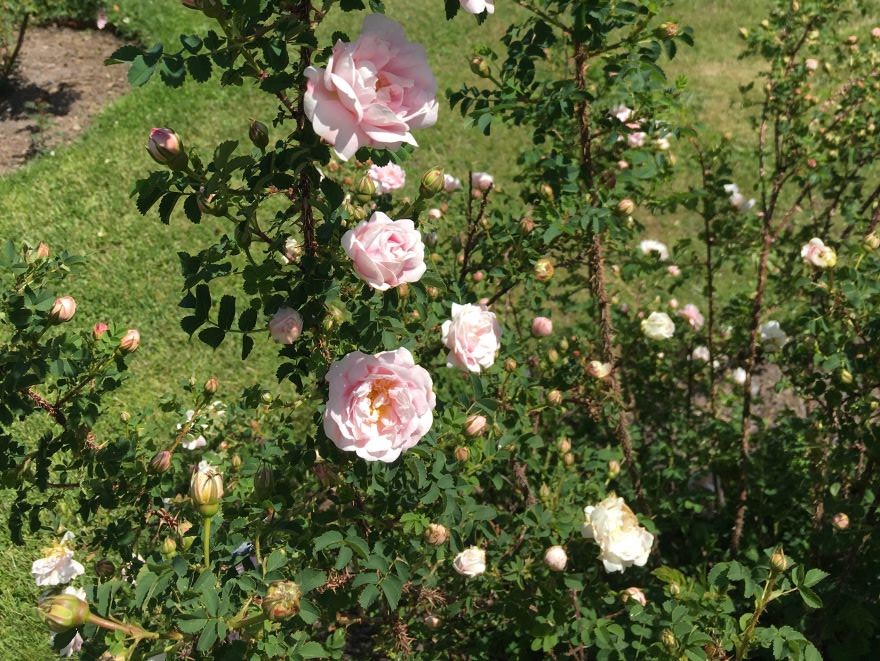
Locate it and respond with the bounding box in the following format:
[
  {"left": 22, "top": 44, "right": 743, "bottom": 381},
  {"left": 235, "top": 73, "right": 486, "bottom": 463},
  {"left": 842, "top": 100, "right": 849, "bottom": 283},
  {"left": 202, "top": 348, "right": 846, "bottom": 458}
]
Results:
[{"left": 3, "top": 0, "right": 880, "bottom": 658}]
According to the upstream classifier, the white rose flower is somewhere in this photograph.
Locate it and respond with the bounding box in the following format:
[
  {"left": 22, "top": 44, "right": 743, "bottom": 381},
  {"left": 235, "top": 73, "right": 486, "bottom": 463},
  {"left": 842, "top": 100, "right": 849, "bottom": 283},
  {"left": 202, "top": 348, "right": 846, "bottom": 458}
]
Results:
[
  {"left": 732, "top": 367, "right": 747, "bottom": 385},
  {"left": 453, "top": 547, "right": 487, "bottom": 577},
  {"left": 759, "top": 320, "right": 787, "bottom": 352},
  {"left": 723, "top": 183, "right": 755, "bottom": 213},
  {"left": 53, "top": 631, "right": 84, "bottom": 658},
  {"left": 609, "top": 104, "right": 633, "bottom": 123},
  {"left": 641, "top": 312, "right": 675, "bottom": 340},
  {"left": 639, "top": 239, "right": 669, "bottom": 261},
  {"left": 31, "top": 532, "right": 85, "bottom": 586},
  {"left": 800, "top": 237, "right": 837, "bottom": 269},
  {"left": 442, "top": 303, "right": 502, "bottom": 373},
  {"left": 582, "top": 495, "right": 654, "bottom": 573},
  {"left": 544, "top": 545, "right": 568, "bottom": 571},
  {"left": 692, "top": 345, "right": 711, "bottom": 362}
]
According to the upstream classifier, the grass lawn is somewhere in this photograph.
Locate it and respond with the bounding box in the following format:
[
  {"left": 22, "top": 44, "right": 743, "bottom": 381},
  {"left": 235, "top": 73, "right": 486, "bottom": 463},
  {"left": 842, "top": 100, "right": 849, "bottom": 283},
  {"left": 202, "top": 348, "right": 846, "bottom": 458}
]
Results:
[{"left": 0, "top": 0, "right": 865, "bottom": 656}]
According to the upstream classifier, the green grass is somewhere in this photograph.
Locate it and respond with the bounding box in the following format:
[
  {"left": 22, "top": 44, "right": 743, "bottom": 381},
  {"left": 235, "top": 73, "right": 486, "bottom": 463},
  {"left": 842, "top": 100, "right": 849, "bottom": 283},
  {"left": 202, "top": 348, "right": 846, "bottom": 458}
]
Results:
[{"left": 0, "top": 0, "right": 828, "bottom": 656}]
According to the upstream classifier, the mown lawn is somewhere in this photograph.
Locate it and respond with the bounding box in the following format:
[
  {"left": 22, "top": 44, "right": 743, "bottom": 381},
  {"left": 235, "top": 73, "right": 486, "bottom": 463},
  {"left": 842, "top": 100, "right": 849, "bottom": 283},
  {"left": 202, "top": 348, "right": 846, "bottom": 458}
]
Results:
[{"left": 0, "top": 0, "right": 841, "bottom": 656}]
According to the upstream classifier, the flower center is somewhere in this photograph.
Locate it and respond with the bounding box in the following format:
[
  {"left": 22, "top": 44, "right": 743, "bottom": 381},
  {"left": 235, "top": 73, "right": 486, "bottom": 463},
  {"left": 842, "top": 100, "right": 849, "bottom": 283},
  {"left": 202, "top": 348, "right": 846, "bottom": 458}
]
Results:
[{"left": 367, "top": 378, "right": 395, "bottom": 420}]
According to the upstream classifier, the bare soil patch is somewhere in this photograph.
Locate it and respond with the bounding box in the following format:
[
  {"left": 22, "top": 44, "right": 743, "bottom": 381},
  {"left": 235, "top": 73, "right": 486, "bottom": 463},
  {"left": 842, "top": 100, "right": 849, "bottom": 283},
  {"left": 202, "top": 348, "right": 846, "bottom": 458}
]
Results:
[{"left": 0, "top": 26, "right": 128, "bottom": 174}]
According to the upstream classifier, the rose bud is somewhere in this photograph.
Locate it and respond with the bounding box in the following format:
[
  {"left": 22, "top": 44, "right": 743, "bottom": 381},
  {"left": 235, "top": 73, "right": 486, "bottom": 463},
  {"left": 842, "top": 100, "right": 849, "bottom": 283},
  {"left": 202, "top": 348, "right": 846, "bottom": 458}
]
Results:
[
  {"left": 770, "top": 547, "right": 788, "bottom": 573},
  {"left": 469, "top": 55, "right": 491, "bottom": 78},
  {"left": 94, "top": 559, "right": 115, "bottom": 578},
  {"left": 354, "top": 173, "right": 377, "bottom": 203},
  {"left": 539, "top": 183, "right": 555, "bottom": 201},
  {"left": 472, "top": 270, "right": 484, "bottom": 283},
  {"left": 832, "top": 512, "right": 849, "bottom": 530},
  {"left": 563, "top": 452, "right": 575, "bottom": 466},
  {"left": 161, "top": 537, "right": 177, "bottom": 557},
  {"left": 203, "top": 376, "right": 218, "bottom": 396},
  {"left": 534, "top": 258, "right": 554, "bottom": 282},
  {"left": 254, "top": 465, "right": 275, "bottom": 500},
  {"left": 587, "top": 361, "right": 612, "bottom": 379},
  {"left": 464, "top": 414, "right": 488, "bottom": 438},
  {"left": 146, "top": 128, "right": 188, "bottom": 170},
  {"left": 454, "top": 446, "right": 470, "bottom": 462},
  {"left": 547, "top": 389, "right": 563, "bottom": 406},
  {"left": 190, "top": 461, "right": 224, "bottom": 517},
  {"left": 557, "top": 437, "right": 571, "bottom": 453},
  {"left": 398, "top": 283, "right": 410, "bottom": 299},
  {"left": 249, "top": 119, "right": 269, "bottom": 149},
  {"left": 504, "top": 357, "right": 518, "bottom": 372},
  {"left": 661, "top": 630, "right": 677, "bottom": 651},
  {"left": 617, "top": 198, "right": 636, "bottom": 215},
  {"left": 426, "top": 286, "right": 440, "bottom": 300},
  {"left": 543, "top": 545, "right": 567, "bottom": 571},
  {"left": 424, "top": 523, "right": 449, "bottom": 546},
  {"left": 49, "top": 296, "right": 77, "bottom": 324},
  {"left": 608, "top": 459, "right": 621, "bottom": 478},
  {"left": 269, "top": 307, "right": 303, "bottom": 345},
  {"left": 622, "top": 587, "right": 647, "bottom": 606},
  {"left": 424, "top": 615, "right": 442, "bottom": 630},
  {"left": 531, "top": 316, "right": 553, "bottom": 337},
  {"left": 36, "top": 242, "right": 50, "bottom": 259},
  {"left": 149, "top": 450, "right": 173, "bottom": 474},
  {"left": 424, "top": 231, "right": 439, "bottom": 249},
  {"left": 420, "top": 168, "right": 445, "bottom": 198},
  {"left": 231, "top": 454, "right": 243, "bottom": 470},
  {"left": 39, "top": 593, "right": 90, "bottom": 632},
  {"left": 92, "top": 322, "right": 109, "bottom": 339},
  {"left": 262, "top": 581, "right": 302, "bottom": 621},
  {"left": 864, "top": 232, "right": 880, "bottom": 251},
  {"left": 118, "top": 329, "right": 140, "bottom": 353},
  {"left": 520, "top": 216, "right": 535, "bottom": 234}
]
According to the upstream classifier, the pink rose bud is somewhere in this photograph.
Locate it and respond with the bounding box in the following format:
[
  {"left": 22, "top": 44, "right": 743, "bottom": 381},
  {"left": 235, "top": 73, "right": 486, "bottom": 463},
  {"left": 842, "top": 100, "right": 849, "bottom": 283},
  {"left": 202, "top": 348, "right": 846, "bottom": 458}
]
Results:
[
  {"left": 146, "top": 128, "right": 187, "bottom": 170},
  {"left": 428, "top": 208, "right": 443, "bottom": 220},
  {"left": 472, "top": 270, "right": 484, "bottom": 282},
  {"left": 119, "top": 329, "right": 140, "bottom": 353},
  {"left": 92, "top": 322, "right": 109, "bottom": 339},
  {"left": 269, "top": 307, "right": 304, "bottom": 345},
  {"left": 667, "top": 265, "right": 681, "bottom": 277},
  {"left": 49, "top": 296, "right": 77, "bottom": 324},
  {"left": 424, "top": 523, "right": 449, "bottom": 545},
  {"left": 872, "top": 27, "right": 880, "bottom": 40},
  {"left": 557, "top": 437, "right": 571, "bottom": 453},
  {"left": 478, "top": 297, "right": 490, "bottom": 306},
  {"left": 149, "top": 450, "right": 173, "bottom": 474},
  {"left": 563, "top": 452, "right": 575, "bottom": 466},
  {"left": 832, "top": 512, "right": 849, "bottom": 530},
  {"left": 36, "top": 242, "right": 50, "bottom": 259},
  {"left": 622, "top": 587, "right": 647, "bottom": 606},
  {"left": 547, "top": 389, "right": 564, "bottom": 406},
  {"left": 531, "top": 316, "right": 553, "bottom": 337},
  {"left": 471, "top": 171, "right": 494, "bottom": 191},
  {"left": 617, "top": 160, "right": 630, "bottom": 170},
  {"left": 544, "top": 545, "right": 568, "bottom": 571},
  {"left": 203, "top": 376, "right": 219, "bottom": 396},
  {"left": 617, "top": 198, "right": 636, "bottom": 215},
  {"left": 520, "top": 217, "right": 535, "bottom": 234},
  {"left": 454, "top": 446, "right": 470, "bottom": 462},
  {"left": 464, "top": 414, "right": 487, "bottom": 437},
  {"left": 424, "top": 615, "right": 442, "bottom": 630},
  {"left": 587, "top": 361, "right": 612, "bottom": 378}
]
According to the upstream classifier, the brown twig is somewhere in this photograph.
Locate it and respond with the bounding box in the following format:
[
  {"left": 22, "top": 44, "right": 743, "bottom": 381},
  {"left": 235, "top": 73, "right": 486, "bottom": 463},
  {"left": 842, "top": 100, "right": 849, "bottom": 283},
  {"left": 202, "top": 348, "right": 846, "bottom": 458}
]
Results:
[{"left": 25, "top": 387, "right": 67, "bottom": 427}]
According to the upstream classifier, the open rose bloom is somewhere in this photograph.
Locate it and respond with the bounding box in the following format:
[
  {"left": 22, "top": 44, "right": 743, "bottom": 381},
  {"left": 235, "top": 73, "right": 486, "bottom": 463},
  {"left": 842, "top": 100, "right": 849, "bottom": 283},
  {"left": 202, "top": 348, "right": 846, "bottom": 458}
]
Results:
[
  {"left": 582, "top": 495, "right": 654, "bottom": 573},
  {"left": 442, "top": 303, "right": 502, "bottom": 373},
  {"left": 800, "top": 237, "right": 837, "bottom": 269},
  {"left": 324, "top": 348, "right": 436, "bottom": 462},
  {"left": 304, "top": 15, "right": 439, "bottom": 160},
  {"left": 31, "top": 532, "right": 85, "bottom": 586},
  {"left": 368, "top": 162, "right": 406, "bottom": 193},
  {"left": 342, "top": 212, "right": 426, "bottom": 290}
]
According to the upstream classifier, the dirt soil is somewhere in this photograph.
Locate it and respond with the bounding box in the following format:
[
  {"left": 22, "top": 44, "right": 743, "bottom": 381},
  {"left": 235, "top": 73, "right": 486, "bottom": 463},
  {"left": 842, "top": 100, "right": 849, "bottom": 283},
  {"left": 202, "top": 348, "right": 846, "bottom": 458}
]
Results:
[{"left": 0, "top": 26, "right": 128, "bottom": 174}]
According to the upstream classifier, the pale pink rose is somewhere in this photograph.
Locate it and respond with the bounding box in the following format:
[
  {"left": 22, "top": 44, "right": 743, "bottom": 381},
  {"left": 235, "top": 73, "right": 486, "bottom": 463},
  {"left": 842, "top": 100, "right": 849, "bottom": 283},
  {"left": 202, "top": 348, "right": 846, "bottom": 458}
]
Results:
[
  {"left": 872, "top": 27, "right": 880, "bottom": 40},
  {"left": 627, "top": 132, "right": 647, "bottom": 148},
  {"left": 368, "top": 163, "right": 406, "bottom": 194},
  {"left": 428, "top": 208, "right": 443, "bottom": 219},
  {"left": 96, "top": 9, "right": 108, "bottom": 29},
  {"left": 460, "top": 0, "right": 494, "bottom": 14},
  {"left": 453, "top": 547, "right": 486, "bottom": 576},
  {"left": 805, "top": 58, "right": 819, "bottom": 71},
  {"left": 323, "top": 348, "right": 436, "bottom": 462},
  {"left": 443, "top": 174, "right": 462, "bottom": 192},
  {"left": 623, "top": 587, "right": 647, "bottom": 606},
  {"left": 544, "top": 545, "right": 568, "bottom": 571},
  {"left": 442, "top": 303, "right": 502, "bottom": 373},
  {"left": 667, "top": 264, "right": 681, "bottom": 277},
  {"left": 342, "top": 211, "right": 426, "bottom": 290},
  {"left": 668, "top": 298, "right": 679, "bottom": 309},
  {"left": 269, "top": 307, "right": 304, "bottom": 344},
  {"left": 679, "top": 304, "right": 704, "bottom": 331},
  {"left": 471, "top": 171, "right": 494, "bottom": 191},
  {"left": 800, "top": 237, "right": 837, "bottom": 268},
  {"left": 531, "top": 316, "right": 553, "bottom": 337},
  {"left": 609, "top": 104, "right": 633, "bottom": 123},
  {"left": 303, "top": 15, "right": 439, "bottom": 160},
  {"left": 92, "top": 321, "right": 109, "bottom": 339}
]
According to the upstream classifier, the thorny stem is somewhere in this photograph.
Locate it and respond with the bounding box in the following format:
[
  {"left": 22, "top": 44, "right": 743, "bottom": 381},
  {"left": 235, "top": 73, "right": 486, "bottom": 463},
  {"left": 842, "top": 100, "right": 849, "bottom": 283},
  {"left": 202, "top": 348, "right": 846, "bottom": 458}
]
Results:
[
  {"left": 735, "top": 564, "right": 784, "bottom": 661},
  {"left": 574, "top": 41, "right": 645, "bottom": 508}
]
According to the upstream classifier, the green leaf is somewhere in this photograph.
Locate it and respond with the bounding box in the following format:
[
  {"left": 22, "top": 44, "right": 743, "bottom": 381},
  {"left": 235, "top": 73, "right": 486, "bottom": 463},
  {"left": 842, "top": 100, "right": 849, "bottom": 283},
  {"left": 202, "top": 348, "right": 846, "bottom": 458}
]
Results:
[
  {"left": 802, "top": 569, "right": 829, "bottom": 588},
  {"left": 218, "top": 295, "right": 235, "bottom": 331},
  {"left": 296, "top": 568, "right": 327, "bottom": 594},
  {"left": 196, "top": 619, "right": 219, "bottom": 651},
  {"left": 105, "top": 45, "right": 140, "bottom": 64},
  {"left": 265, "top": 549, "right": 288, "bottom": 573},
  {"left": 177, "top": 617, "right": 208, "bottom": 634},
  {"left": 358, "top": 584, "right": 380, "bottom": 609},
  {"left": 298, "top": 641, "right": 329, "bottom": 659},
  {"left": 198, "top": 326, "right": 226, "bottom": 349},
  {"left": 134, "top": 569, "right": 158, "bottom": 610},
  {"left": 314, "top": 531, "right": 344, "bottom": 552},
  {"left": 380, "top": 574, "right": 404, "bottom": 610},
  {"left": 798, "top": 585, "right": 823, "bottom": 609},
  {"left": 127, "top": 55, "right": 156, "bottom": 87}
]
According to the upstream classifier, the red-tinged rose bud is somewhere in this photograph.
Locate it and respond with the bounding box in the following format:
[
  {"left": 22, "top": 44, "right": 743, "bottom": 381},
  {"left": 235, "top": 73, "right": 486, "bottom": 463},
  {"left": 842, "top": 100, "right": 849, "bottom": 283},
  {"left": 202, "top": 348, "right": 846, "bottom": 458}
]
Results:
[
  {"left": 464, "top": 414, "right": 487, "bottom": 437},
  {"left": 454, "top": 446, "right": 470, "bottom": 462},
  {"left": 621, "top": 587, "right": 647, "bottom": 606},
  {"left": 420, "top": 168, "right": 444, "bottom": 198},
  {"left": 617, "top": 198, "right": 636, "bottom": 215},
  {"left": 472, "top": 270, "right": 484, "bottom": 283},
  {"left": 119, "top": 329, "right": 140, "bottom": 354},
  {"left": 520, "top": 217, "right": 535, "bottom": 234},
  {"left": 532, "top": 316, "right": 553, "bottom": 337},
  {"left": 149, "top": 450, "right": 172, "bottom": 474},
  {"left": 262, "top": 581, "right": 302, "bottom": 621},
  {"left": 39, "top": 594, "right": 90, "bottom": 632},
  {"left": 831, "top": 512, "right": 849, "bottom": 530},
  {"left": 424, "top": 614, "right": 442, "bottom": 630},
  {"left": 146, "top": 128, "right": 187, "bottom": 170},
  {"left": 203, "top": 376, "right": 218, "bottom": 396},
  {"left": 504, "top": 357, "right": 517, "bottom": 372},
  {"left": 49, "top": 296, "right": 77, "bottom": 324},
  {"left": 424, "top": 523, "right": 449, "bottom": 545},
  {"left": 426, "top": 286, "right": 440, "bottom": 300},
  {"left": 190, "top": 462, "right": 224, "bottom": 517},
  {"left": 36, "top": 242, "right": 50, "bottom": 259},
  {"left": 397, "top": 283, "right": 410, "bottom": 299},
  {"left": 197, "top": 191, "right": 225, "bottom": 217},
  {"left": 92, "top": 322, "right": 109, "bottom": 339},
  {"left": 249, "top": 119, "right": 269, "bottom": 149},
  {"left": 534, "top": 258, "right": 554, "bottom": 282}
]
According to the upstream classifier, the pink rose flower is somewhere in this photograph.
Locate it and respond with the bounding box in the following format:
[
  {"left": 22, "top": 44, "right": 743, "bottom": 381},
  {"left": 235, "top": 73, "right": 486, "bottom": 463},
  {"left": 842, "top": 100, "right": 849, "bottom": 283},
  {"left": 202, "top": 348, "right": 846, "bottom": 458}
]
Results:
[
  {"left": 303, "top": 15, "right": 439, "bottom": 160},
  {"left": 443, "top": 174, "right": 462, "bottom": 192},
  {"left": 678, "top": 304, "right": 704, "bottom": 331},
  {"left": 800, "top": 237, "right": 837, "bottom": 268},
  {"left": 269, "top": 307, "right": 304, "bottom": 344},
  {"left": 442, "top": 303, "right": 502, "bottom": 373},
  {"left": 531, "top": 316, "right": 553, "bottom": 337},
  {"left": 368, "top": 163, "right": 406, "bottom": 194},
  {"left": 460, "top": 0, "right": 495, "bottom": 14},
  {"left": 323, "top": 348, "right": 436, "bottom": 462},
  {"left": 471, "top": 171, "right": 494, "bottom": 191},
  {"left": 627, "top": 132, "right": 647, "bottom": 148},
  {"left": 342, "top": 211, "right": 426, "bottom": 290}
]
